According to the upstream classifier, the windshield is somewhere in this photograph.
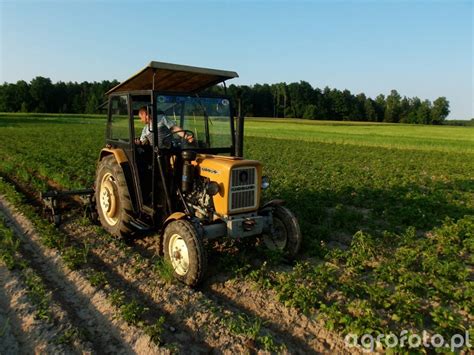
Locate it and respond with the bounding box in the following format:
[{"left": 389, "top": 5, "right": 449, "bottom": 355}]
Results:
[{"left": 155, "top": 94, "right": 232, "bottom": 149}]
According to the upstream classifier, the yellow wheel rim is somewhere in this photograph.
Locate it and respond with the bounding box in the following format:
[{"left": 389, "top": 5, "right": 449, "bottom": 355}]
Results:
[
  {"left": 99, "top": 172, "right": 119, "bottom": 226},
  {"left": 168, "top": 233, "right": 190, "bottom": 276}
]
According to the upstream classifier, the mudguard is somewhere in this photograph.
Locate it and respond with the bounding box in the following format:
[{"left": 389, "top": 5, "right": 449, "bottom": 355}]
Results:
[{"left": 98, "top": 149, "right": 138, "bottom": 214}]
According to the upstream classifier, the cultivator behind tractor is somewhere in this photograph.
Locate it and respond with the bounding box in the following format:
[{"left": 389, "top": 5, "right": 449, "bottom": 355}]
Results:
[{"left": 41, "top": 188, "right": 96, "bottom": 226}]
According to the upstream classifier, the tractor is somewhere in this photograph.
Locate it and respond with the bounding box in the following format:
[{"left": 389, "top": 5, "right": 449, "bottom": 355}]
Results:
[{"left": 92, "top": 61, "right": 301, "bottom": 286}]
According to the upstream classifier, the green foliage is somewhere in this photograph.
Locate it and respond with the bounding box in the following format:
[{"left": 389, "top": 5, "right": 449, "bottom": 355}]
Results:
[
  {"left": 222, "top": 313, "right": 262, "bottom": 340},
  {"left": 152, "top": 258, "right": 175, "bottom": 284},
  {"left": 431, "top": 97, "right": 450, "bottom": 124},
  {"left": 119, "top": 299, "right": 148, "bottom": 326},
  {"left": 109, "top": 290, "right": 125, "bottom": 307},
  {"left": 0, "top": 114, "right": 472, "bottom": 352},
  {"left": 0, "top": 79, "right": 118, "bottom": 114},
  {"left": 87, "top": 270, "right": 108, "bottom": 288},
  {"left": 53, "top": 326, "right": 82, "bottom": 345},
  {"left": 0, "top": 215, "right": 53, "bottom": 322},
  {"left": 144, "top": 316, "right": 166, "bottom": 344},
  {"left": 0, "top": 218, "right": 20, "bottom": 270},
  {"left": 23, "top": 268, "right": 52, "bottom": 321},
  {"left": 0, "top": 78, "right": 450, "bottom": 123},
  {"left": 384, "top": 89, "right": 402, "bottom": 123},
  {"left": 62, "top": 244, "right": 89, "bottom": 270}
]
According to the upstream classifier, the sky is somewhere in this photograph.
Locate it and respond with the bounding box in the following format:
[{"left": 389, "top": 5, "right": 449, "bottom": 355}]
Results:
[{"left": 0, "top": 0, "right": 472, "bottom": 119}]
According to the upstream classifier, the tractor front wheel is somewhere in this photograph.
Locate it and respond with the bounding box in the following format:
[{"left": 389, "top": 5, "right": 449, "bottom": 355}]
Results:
[
  {"left": 95, "top": 156, "right": 134, "bottom": 238},
  {"left": 263, "top": 205, "right": 302, "bottom": 259},
  {"left": 163, "top": 220, "right": 207, "bottom": 287}
]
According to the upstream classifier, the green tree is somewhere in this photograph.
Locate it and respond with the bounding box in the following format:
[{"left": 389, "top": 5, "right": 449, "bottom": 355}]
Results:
[
  {"left": 364, "top": 99, "right": 377, "bottom": 122},
  {"left": 302, "top": 104, "right": 318, "bottom": 119},
  {"left": 375, "top": 94, "right": 386, "bottom": 122},
  {"left": 85, "top": 93, "right": 99, "bottom": 114},
  {"left": 30, "top": 76, "right": 54, "bottom": 112},
  {"left": 15, "top": 80, "right": 31, "bottom": 112},
  {"left": 431, "top": 97, "right": 450, "bottom": 124},
  {"left": 384, "top": 89, "right": 401, "bottom": 123},
  {"left": 417, "top": 100, "right": 432, "bottom": 124},
  {"left": 399, "top": 96, "right": 410, "bottom": 123},
  {"left": 354, "top": 93, "right": 367, "bottom": 121}
]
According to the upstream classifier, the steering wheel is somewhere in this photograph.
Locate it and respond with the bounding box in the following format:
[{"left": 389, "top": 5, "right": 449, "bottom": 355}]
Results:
[
  {"left": 163, "top": 129, "right": 195, "bottom": 141},
  {"left": 162, "top": 129, "right": 196, "bottom": 148}
]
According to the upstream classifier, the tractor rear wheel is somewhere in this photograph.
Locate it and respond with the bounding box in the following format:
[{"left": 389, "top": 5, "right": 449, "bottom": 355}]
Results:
[
  {"left": 163, "top": 220, "right": 207, "bottom": 287},
  {"left": 263, "top": 205, "right": 302, "bottom": 259},
  {"left": 95, "top": 155, "right": 134, "bottom": 238}
]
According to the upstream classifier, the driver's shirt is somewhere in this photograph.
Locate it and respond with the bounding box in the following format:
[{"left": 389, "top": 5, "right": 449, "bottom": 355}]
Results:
[{"left": 140, "top": 114, "right": 176, "bottom": 144}]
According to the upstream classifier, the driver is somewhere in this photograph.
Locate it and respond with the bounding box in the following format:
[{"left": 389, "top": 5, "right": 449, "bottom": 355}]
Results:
[{"left": 136, "top": 106, "right": 194, "bottom": 145}]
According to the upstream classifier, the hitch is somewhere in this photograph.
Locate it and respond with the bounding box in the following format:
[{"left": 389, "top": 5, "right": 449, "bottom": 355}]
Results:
[{"left": 41, "top": 188, "right": 96, "bottom": 226}]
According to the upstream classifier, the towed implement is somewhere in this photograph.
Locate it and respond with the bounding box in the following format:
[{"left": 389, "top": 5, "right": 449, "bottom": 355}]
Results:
[{"left": 43, "top": 61, "right": 302, "bottom": 286}]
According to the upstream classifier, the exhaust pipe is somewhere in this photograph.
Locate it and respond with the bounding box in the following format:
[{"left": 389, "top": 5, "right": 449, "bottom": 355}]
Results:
[{"left": 235, "top": 97, "right": 244, "bottom": 157}]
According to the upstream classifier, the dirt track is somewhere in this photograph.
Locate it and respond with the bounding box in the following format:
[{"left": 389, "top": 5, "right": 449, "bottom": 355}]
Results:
[{"left": 0, "top": 187, "right": 361, "bottom": 354}]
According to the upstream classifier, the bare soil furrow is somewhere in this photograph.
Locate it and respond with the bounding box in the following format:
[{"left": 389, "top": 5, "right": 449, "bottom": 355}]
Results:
[
  {"left": 135, "top": 232, "right": 364, "bottom": 354},
  {"left": 0, "top": 265, "right": 78, "bottom": 355},
  {"left": 0, "top": 196, "right": 163, "bottom": 354},
  {"left": 107, "top": 229, "right": 358, "bottom": 353},
  {"left": 1, "top": 171, "right": 359, "bottom": 353},
  {"left": 60, "top": 215, "right": 253, "bottom": 352},
  {"left": 136, "top": 235, "right": 358, "bottom": 354},
  {"left": 1, "top": 173, "right": 248, "bottom": 352},
  {"left": 204, "top": 278, "right": 361, "bottom": 354}
]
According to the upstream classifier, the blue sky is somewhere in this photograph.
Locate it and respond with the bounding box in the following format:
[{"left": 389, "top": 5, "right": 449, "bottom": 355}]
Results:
[{"left": 1, "top": 0, "right": 472, "bottom": 119}]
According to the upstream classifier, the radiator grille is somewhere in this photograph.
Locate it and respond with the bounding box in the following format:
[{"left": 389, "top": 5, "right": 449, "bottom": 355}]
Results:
[{"left": 230, "top": 167, "right": 257, "bottom": 211}]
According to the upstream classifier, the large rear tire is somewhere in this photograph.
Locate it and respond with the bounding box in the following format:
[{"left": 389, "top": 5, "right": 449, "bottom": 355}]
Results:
[
  {"left": 163, "top": 220, "right": 207, "bottom": 287},
  {"left": 263, "top": 205, "right": 302, "bottom": 259},
  {"left": 95, "top": 155, "right": 134, "bottom": 238}
]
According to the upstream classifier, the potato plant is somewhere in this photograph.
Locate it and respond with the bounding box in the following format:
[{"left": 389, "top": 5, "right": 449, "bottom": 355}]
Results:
[{"left": 0, "top": 113, "right": 472, "bottom": 351}]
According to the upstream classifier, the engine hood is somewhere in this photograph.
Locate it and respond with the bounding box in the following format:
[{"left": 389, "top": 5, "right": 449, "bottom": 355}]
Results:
[{"left": 193, "top": 154, "right": 262, "bottom": 215}]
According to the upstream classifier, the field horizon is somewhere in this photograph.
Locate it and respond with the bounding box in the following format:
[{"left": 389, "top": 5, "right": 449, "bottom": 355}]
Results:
[{"left": 0, "top": 113, "right": 472, "bottom": 353}]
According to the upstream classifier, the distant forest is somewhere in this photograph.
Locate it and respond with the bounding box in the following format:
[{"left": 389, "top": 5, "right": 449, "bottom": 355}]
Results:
[{"left": 0, "top": 77, "right": 451, "bottom": 124}]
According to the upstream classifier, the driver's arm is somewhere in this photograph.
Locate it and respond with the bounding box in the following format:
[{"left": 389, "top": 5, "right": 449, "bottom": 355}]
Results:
[{"left": 171, "top": 125, "right": 194, "bottom": 142}]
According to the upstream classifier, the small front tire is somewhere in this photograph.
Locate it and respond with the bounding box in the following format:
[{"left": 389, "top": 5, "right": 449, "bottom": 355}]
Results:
[
  {"left": 262, "top": 205, "right": 302, "bottom": 259},
  {"left": 163, "top": 220, "right": 207, "bottom": 287}
]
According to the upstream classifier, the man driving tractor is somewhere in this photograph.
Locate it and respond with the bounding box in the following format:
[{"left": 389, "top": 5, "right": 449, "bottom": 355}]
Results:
[{"left": 136, "top": 106, "right": 194, "bottom": 145}]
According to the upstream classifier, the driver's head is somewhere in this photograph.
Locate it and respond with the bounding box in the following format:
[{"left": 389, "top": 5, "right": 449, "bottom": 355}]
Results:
[{"left": 138, "top": 106, "right": 150, "bottom": 124}]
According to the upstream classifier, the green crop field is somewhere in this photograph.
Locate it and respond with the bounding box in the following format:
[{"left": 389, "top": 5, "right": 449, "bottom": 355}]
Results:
[{"left": 0, "top": 113, "right": 473, "bottom": 351}]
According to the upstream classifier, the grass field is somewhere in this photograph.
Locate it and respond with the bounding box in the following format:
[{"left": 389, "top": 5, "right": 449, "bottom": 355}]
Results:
[{"left": 0, "top": 113, "right": 473, "bottom": 352}]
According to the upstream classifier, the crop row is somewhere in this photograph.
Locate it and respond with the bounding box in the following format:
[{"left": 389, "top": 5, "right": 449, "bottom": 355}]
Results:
[
  {"left": 0, "top": 176, "right": 287, "bottom": 352},
  {"left": 1, "top": 114, "right": 473, "bottom": 352}
]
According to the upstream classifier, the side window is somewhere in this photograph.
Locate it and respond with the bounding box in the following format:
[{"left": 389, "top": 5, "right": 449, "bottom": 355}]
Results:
[{"left": 110, "top": 95, "right": 130, "bottom": 141}]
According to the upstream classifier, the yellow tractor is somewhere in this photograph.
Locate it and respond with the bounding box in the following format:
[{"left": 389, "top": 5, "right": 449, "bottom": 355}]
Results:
[{"left": 95, "top": 61, "right": 302, "bottom": 286}]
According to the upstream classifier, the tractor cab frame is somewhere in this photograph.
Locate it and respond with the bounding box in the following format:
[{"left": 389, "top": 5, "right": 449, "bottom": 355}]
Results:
[
  {"left": 46, "top": 61, "right": 303, "bottom": 287},
  {"left": 101, "top": 62, "right": 244, "bottom": 231}
]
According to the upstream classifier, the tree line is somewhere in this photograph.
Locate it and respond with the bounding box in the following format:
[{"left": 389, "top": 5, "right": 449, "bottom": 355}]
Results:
[
  {"left": 0, "top": 77, "right": 119, "bottom": 114},
  {"left": 0, "top": 77, "right": 450, "bottom": 124}
]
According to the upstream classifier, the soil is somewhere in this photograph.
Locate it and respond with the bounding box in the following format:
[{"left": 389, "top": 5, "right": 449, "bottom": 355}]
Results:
[{"left": 0, "top": 188, "right": 364, "bottom": 354}]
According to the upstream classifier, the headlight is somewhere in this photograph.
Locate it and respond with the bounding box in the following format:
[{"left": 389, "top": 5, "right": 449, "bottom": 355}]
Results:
[
  {"left": 261, "top": 176, "right": 270, "bottom": 190},
  {"left": 206, "top": 181, "right": 220, "bottom": 196}
]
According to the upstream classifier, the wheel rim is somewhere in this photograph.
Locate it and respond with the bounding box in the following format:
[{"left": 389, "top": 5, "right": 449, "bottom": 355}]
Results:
[
  {"left": 99, "top": 172, "right": 119, "bottom": 226},
  {"left": 263, "top": 217, "right": 287, "bottom": 250},
  {"left": 168, "top": 233, "right": 190, "bottom": 276}
]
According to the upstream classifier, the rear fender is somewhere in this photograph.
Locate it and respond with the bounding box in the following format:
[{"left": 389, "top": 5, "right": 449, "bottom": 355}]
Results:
[
  {"left": 99, "top": 148, "right": 128, "bottom": 164},
  {"left": 98, "top": 148, "right": 138, "bottom": 214}
]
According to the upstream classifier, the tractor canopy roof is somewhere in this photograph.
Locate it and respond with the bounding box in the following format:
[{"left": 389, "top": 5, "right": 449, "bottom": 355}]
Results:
[{"left": 106, "top": 61, "right": 239, "bottom": 95}]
